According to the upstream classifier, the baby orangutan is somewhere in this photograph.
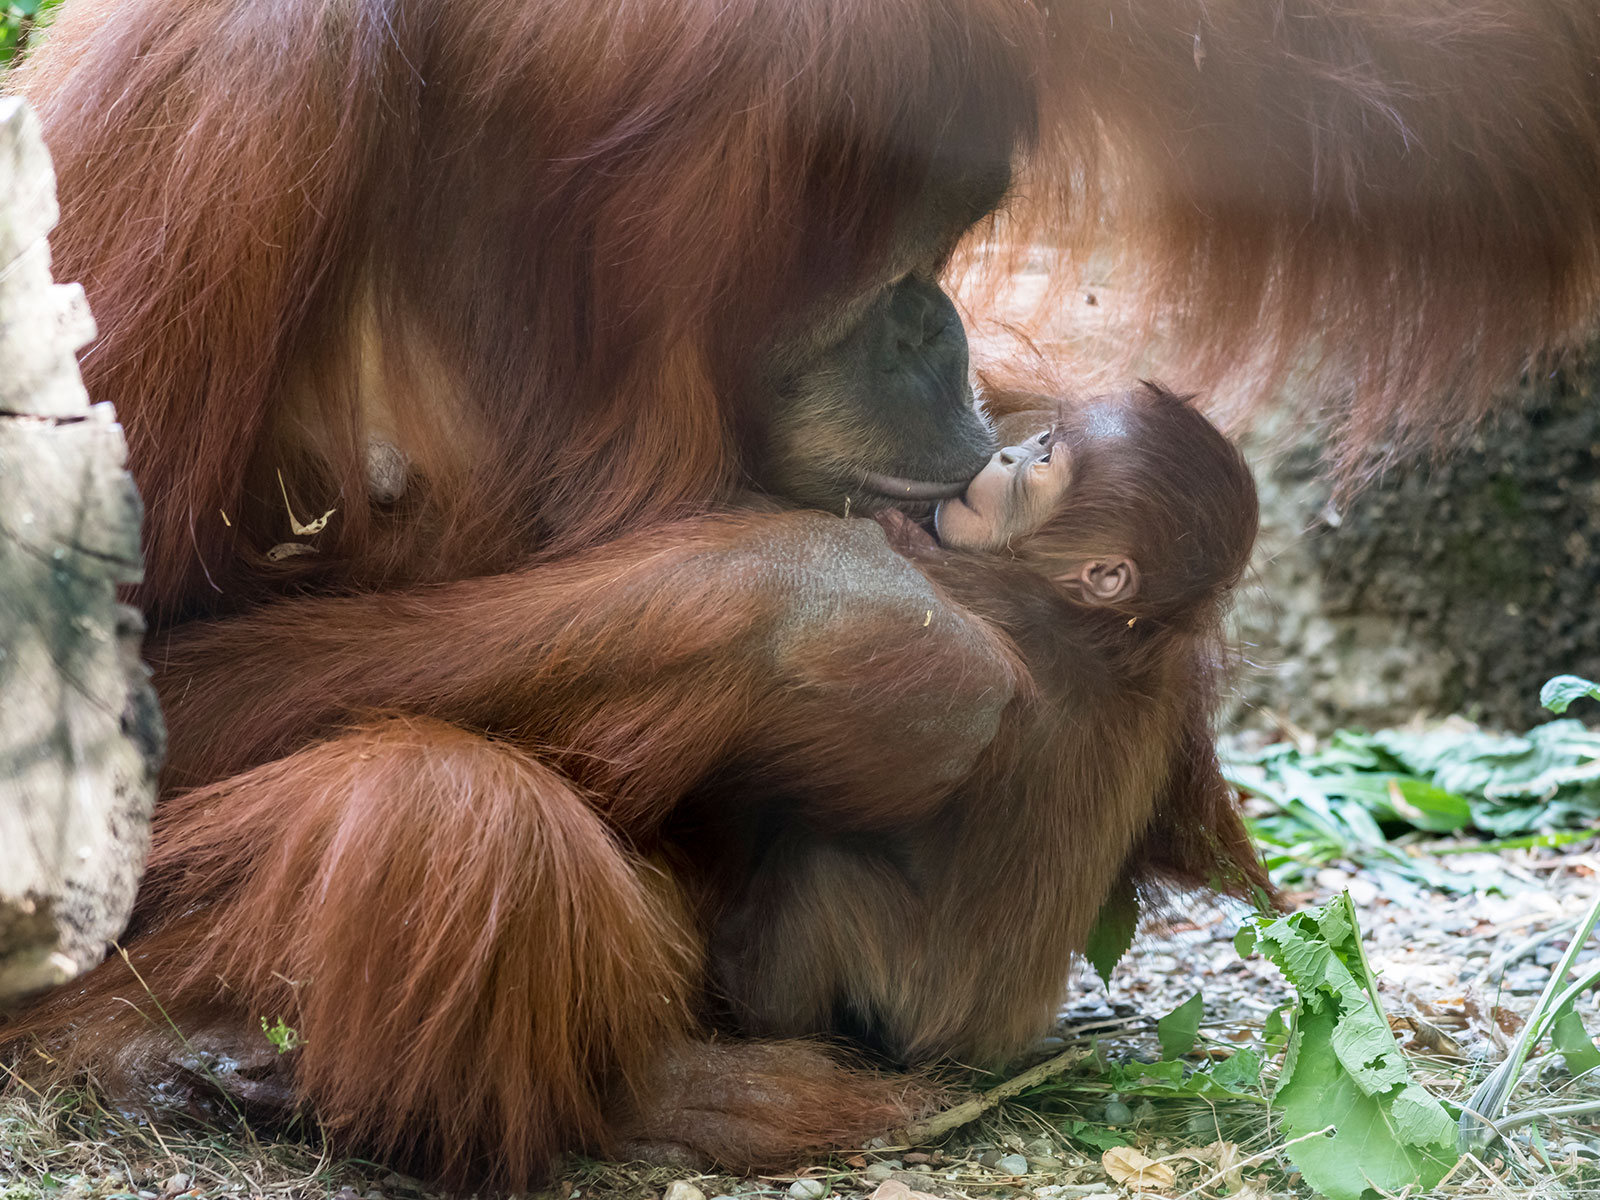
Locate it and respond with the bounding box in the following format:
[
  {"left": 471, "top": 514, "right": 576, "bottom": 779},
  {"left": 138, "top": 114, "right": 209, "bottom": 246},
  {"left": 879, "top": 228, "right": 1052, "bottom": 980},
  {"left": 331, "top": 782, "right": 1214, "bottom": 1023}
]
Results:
[
  {"left": 934, "top": 381, "right": 1249, "bottom": 624},
  {"left": 699, "top": 381, "right": 1265, "bottom": 1066}
]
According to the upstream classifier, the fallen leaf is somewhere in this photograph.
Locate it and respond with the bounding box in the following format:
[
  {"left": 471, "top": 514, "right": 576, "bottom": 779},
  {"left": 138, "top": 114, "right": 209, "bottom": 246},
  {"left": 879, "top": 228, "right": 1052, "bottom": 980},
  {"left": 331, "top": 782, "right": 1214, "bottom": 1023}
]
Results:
[
  {"left": 1214, "top": 1142, "right": 1244, "bottom": 1191},
  {"left": 1102, "top": 1146, "right": 1176, "bottom": 1190},
  {"left": 869, "top": 1181, "right": 939, "bottom": 1200}
]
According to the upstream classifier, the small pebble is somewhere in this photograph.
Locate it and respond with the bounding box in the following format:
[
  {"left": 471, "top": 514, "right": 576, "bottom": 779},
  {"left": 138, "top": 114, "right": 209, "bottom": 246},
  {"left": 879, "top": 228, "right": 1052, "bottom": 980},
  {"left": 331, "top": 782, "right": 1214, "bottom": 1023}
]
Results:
[
  {"left": 1064, "top": 1002, "right": 1115, "bottom": 1021},
  {"left": 164, "top": 1176, "right": 192, "bottom": 1195},
  {"left": 363, "top": 1190, "right": 385, "bottom": 1200},
  {"left": 862, "top": 1164, "right": 895, "bottom": 1183},
  {"left": 1506, "top": 967, "right": 1545, "bottom": 995},
  {"left": 902, "top": 1152, "right": 932, "bottom": 1165},
  {"left": 138, "top": 1192, "right": 158, "bottom": 1200},
  {"left": 996, "top": 1154, "right": 1030, "bottom": 1175},
  {"left": 1345, "top": 877, "right": 1380, "bottom": 907},
  {"left": 664, "top": 1183, "right": 706, "bottom": 1200},
  {"left": 1023, "top": 1138, "right": 1056, "bottom": 1158},
  {"left": 977, "top": 1151, "right": 1003, "bottom": 1169},
  {"left": 788, "top": 1180, "right": 826, "bottom": 1200},
  {"left": 1103, "top": 1100, "right": 1134, "bottom": 1125}
]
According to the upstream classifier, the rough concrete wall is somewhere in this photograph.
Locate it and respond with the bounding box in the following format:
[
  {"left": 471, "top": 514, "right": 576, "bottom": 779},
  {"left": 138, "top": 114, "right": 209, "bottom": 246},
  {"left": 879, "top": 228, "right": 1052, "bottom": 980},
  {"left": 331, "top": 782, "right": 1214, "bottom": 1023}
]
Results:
[{"left": 1230, "top": 361, "right": 1600, "bottom": 734}]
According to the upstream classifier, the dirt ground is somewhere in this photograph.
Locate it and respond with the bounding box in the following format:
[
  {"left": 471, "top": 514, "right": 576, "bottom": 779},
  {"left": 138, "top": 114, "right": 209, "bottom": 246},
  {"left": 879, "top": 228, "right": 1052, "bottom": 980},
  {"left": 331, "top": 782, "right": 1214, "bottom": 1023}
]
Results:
[{"left": 3, "top": 840, "right": 1597, "bottom": 1200}]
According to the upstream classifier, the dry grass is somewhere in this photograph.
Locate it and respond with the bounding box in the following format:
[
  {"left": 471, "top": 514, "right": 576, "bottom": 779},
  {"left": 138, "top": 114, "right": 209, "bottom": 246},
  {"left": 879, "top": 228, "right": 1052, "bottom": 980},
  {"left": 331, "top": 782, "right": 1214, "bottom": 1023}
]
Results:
[
  {"left": 6, "top": 1025, "right": 1597, "bottom": 1200},
  {"left": 0, "top": 1077, "right": 391, "bottom": 1200}
]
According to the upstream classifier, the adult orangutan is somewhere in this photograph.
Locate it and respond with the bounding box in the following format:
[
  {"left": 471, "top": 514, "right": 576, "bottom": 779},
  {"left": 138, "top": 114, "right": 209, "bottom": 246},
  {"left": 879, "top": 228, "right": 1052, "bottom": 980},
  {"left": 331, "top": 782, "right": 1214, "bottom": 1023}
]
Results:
[{"left": 7, "top": 0, "right": 1600, "bottom": 1188}]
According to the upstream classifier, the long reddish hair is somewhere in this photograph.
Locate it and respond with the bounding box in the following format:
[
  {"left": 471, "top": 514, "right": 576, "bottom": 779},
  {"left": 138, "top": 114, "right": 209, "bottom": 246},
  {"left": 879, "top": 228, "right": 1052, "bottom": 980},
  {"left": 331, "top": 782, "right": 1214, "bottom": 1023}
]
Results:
[{"left": 1022, "top": 382, "right": 1258, "bottom": 628}]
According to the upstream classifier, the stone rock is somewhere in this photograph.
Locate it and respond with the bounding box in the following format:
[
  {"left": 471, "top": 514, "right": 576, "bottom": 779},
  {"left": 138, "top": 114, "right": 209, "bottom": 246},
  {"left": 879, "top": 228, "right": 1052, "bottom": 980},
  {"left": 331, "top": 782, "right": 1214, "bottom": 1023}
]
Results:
[
  {"left": 787, "top": 1180, "right": 826, "bottom": 1200},
  {"left": 663, "top": 1182, "right": 706, "bottom": 1200},
  {"left": 1230, "top": 359, "right": 1600, "bottom": 733}
]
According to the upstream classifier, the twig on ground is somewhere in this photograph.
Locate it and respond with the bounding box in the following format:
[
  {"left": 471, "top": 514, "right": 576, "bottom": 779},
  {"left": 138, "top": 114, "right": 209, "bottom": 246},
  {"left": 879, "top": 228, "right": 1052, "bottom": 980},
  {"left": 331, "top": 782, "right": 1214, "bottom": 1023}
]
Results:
[{"left": 894, "top": 1046, "right": 1091, "bottom": 1145}]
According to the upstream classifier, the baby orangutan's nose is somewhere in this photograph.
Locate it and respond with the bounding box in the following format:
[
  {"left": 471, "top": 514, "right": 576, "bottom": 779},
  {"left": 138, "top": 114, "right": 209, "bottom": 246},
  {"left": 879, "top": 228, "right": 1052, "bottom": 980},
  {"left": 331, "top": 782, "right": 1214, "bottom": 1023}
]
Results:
[{"left": 996, "top": 445, "right": 1030, "bottom": 466}]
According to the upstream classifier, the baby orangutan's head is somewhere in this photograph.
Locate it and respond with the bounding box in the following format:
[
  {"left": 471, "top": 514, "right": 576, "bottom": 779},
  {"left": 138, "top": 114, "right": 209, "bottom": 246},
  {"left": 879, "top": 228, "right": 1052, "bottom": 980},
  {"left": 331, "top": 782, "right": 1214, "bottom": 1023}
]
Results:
[{"left": 936, "top": 383, "right": 1258, "bottom": 624}]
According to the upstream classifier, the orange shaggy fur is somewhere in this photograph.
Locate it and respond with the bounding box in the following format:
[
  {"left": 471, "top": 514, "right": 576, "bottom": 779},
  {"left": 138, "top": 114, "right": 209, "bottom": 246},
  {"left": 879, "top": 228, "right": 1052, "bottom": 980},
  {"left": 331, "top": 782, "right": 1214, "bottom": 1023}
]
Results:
[{"left": 6, "top": 0, "right": 1600, "bottom": 1188}]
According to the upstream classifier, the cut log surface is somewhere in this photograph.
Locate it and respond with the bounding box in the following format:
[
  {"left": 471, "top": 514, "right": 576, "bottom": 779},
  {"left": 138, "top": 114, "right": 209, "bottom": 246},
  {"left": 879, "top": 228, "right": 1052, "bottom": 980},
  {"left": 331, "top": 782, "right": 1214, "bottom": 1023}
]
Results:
[{"left": 0, "top": 96, "right": 164, "bottom": 1007}]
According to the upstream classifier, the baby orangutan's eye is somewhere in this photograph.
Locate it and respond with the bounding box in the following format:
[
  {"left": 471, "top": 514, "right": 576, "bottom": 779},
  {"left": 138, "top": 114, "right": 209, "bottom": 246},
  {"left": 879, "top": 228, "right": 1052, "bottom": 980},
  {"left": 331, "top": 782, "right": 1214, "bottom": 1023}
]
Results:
[{"left": 1038, "top": 453, "right": 1051, "bottom": 464}]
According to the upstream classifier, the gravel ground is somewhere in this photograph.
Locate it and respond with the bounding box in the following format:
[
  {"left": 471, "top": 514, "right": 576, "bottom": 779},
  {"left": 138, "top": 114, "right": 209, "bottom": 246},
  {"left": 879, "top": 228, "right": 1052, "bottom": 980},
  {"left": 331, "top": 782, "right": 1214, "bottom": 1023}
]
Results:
[
  {"left": 3, "top": 843, "right": 1597, "bottom": 1200},
  {"left": 1096, "top": 847, "right": 1600, "bottom": 1061}
]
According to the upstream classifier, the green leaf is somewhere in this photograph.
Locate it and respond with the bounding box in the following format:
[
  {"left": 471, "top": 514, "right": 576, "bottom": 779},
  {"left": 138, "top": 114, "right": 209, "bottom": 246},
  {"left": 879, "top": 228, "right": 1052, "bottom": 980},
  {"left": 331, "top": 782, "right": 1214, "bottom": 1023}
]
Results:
[
  {"left": 1116, "top": 1059, "right": 1185, "bottom": 1087},
  {"left": 1102, "top": 1049, "right": 1266, "bottom": 1102},
  {"left": 1210, "top": 1046, "right": 1263, "bottom": 1091},
  {"left": 1060, "top": 1119, "right": 1128, "bottom": 1152},
  {"left": 1157, "top": 991, "right": 1203, "bottom": 1060},
  {"left": 1235, "top": 924, "right": 1258, "bottom": 958},
  {"left": 1084, "top": 876, "right": 1139, "bottom": 986},
  {"left": 1241, "top": 895, "right": 1459, "bottom": 1200},
  {"left": 1373, "top": 722, "right": 1600, "bottom": 804},
  {"left": 1321, "top": 773, "right": 1473, "bottom": 832},
  {"left": 1262, "top": 1003, "right": 1291, "bottom": 1047},
  {"left": 1541, "top": 674, "right": 1600, "bottom": 715},
  {"left": 1550, "top": 1002, "right": 1600, "bottom": 1075}
]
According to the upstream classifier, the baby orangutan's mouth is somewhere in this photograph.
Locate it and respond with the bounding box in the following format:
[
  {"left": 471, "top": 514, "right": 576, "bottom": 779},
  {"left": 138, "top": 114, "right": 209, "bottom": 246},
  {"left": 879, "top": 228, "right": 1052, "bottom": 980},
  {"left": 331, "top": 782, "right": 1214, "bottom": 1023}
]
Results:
[{"left": 857, "top": 471, "right": 971, "bottom": 501}]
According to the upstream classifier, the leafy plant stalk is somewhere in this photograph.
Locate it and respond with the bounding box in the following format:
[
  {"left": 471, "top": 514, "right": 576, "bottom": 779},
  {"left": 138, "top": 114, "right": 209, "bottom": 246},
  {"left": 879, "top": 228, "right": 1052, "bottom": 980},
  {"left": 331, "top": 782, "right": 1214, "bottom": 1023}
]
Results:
[{"left": 1458, "top": 887, "right": 1600, "bottom": 1149}]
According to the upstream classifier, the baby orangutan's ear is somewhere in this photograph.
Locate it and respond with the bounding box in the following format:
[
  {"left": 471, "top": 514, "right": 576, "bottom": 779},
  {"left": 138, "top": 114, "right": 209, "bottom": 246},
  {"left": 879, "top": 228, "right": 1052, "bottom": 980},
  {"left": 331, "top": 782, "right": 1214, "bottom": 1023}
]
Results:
[{"left": 1059, "top": 557, "right": 1140, "bottom": 606}]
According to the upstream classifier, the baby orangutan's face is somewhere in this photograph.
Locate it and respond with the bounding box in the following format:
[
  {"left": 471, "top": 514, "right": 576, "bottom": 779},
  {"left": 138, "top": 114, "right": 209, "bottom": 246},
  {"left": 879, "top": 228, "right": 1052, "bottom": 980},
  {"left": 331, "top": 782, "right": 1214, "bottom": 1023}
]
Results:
[{"left": 934, "top": 429, "right": 1072, "bottom": 551}]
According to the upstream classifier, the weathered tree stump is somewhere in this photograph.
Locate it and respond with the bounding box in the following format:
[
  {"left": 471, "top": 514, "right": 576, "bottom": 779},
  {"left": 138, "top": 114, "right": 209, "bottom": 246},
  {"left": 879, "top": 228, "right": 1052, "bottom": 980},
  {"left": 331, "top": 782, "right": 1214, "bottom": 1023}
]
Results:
[{"left": 0, "top": 96, "right": 163, "bottom": 1006}]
